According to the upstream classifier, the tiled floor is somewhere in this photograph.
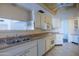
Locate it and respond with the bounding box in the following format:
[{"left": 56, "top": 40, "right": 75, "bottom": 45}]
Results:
[{"left": 46, "top": 43, "right": 79, "bottom": 56}]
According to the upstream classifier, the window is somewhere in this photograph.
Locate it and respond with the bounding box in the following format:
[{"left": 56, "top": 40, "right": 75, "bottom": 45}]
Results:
[
  {"left": 0, "top": 18, "right": 34, "bottom": 30},
  {"left": 11, "top": 21, "right": 27, "bottom": 30}
]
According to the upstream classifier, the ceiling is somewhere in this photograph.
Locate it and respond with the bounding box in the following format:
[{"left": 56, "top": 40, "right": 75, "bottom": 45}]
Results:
[{"left": 39, "top": 3, "right": 79, "bottom": 15}]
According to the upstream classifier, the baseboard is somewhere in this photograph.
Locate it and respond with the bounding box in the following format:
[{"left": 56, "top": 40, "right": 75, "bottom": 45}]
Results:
[
  {"left": 55, "top": 44, "right": 63, "bottom": 46},
  {"left": 72, "top": 42, "right": 79, "bottom": 45},
  {"left": 42, "top": 46, "right": 55, "bottom": 56}
]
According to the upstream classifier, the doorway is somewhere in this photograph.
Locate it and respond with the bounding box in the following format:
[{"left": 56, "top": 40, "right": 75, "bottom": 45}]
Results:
[
  {"left": 61, "top": 19, "right": 68, "bottom": 43},
  {"left": 63, "top": 34, "right": 68, "bottom": 43}
]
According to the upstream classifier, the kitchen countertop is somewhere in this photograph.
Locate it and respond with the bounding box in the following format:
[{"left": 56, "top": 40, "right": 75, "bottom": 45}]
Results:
[
  {"left": 0, "top": 29, "right": 57, "bottom": 50},
  {"left": 0, "top": 30, "right": 50, "bottom": 39},
  {"left": 0, "top": 32, "right": 48, "bottom": 50}
]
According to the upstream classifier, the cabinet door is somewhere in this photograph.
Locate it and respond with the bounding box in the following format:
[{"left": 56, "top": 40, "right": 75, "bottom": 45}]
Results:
[
  {"left": 40, "top": 13, "right": 47, "bottom": 30},
  {"left": 25, "top": 46, "right": 37, "bottom": 56},
  {"left": 46, "top": 15, "right": 52, "bottom": 30},
  {"left": 45, "top": 36, "right": 51, "bottom": 52},
  {"left": 40, "top": 13, "right": 46, "bottom": 24},
  {"left": 20, "top": 46, "right": 37, "bottom": 56},
  {"left": 18, "top": 40, "right": 37, "bottom": 56},
  {"left": 55, "top": 34, "right": 64, "bottom": 45},
  {"left": 37, "top": 39, "right": 46, "bottom": 56},
  {"left": 35, "top": 12, "right": 41, "bottom": 28}
]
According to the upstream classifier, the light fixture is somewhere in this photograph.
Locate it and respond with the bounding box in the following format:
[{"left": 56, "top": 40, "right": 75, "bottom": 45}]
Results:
[{"left": 56, "top": 3, "right": 74, "bottom": 8}]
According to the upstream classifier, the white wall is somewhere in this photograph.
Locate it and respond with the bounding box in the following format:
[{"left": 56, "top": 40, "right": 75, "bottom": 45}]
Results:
[{"left": 0, "top": 4, "right": 32, "bottom": 21}]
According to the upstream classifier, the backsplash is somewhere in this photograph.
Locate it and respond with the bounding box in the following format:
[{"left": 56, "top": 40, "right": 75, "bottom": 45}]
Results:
[
  {"left": 0, "top": 30, "right": 27, "bottom": 38},
  {"left": 0, "top": 29, "right": 45, "bottom": 38}
]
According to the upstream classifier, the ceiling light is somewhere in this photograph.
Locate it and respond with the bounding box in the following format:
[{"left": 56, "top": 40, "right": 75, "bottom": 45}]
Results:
[{"left": 57, "top": 3, "right": 74, "bottom": 8}]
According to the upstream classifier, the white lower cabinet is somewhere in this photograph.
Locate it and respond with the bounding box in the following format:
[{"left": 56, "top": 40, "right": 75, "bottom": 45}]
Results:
[
  {"left": 37, "top": 39, "right": 46, "bottom": 56},
  {"left": 25, "top": 46, "right": 37, "bottom": 56},
  {"left": 45, "top": 34, "right": 54, "bottom": 52},
  {"left": 45, "top": 38, "right": 51, "bottom": 52},
  {"left": 0, "top": 40, "right": 37, "bottom": 56},
  {"left": 17, "top": 40, "right": 38, "bottom": 56},
  {"left": 55, "top": 34, "right": 64, "bottom": 45},
  {"left": 22, "top": 46, "right": 37, "bottom": 56},
  {"left": 0, "top": 35, "right": 55, "bottom": 56},
  {"left": 72, "top": 35, "right": 79, "bottom": 44}
]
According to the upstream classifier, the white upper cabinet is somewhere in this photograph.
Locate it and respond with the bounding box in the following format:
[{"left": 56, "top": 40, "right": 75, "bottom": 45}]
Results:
[
  {"left": 35, "top": 11, "right": 52, "bottom": 30},
  {"left": 35, "top": 12, "right": 41, "bottom": 28}
]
